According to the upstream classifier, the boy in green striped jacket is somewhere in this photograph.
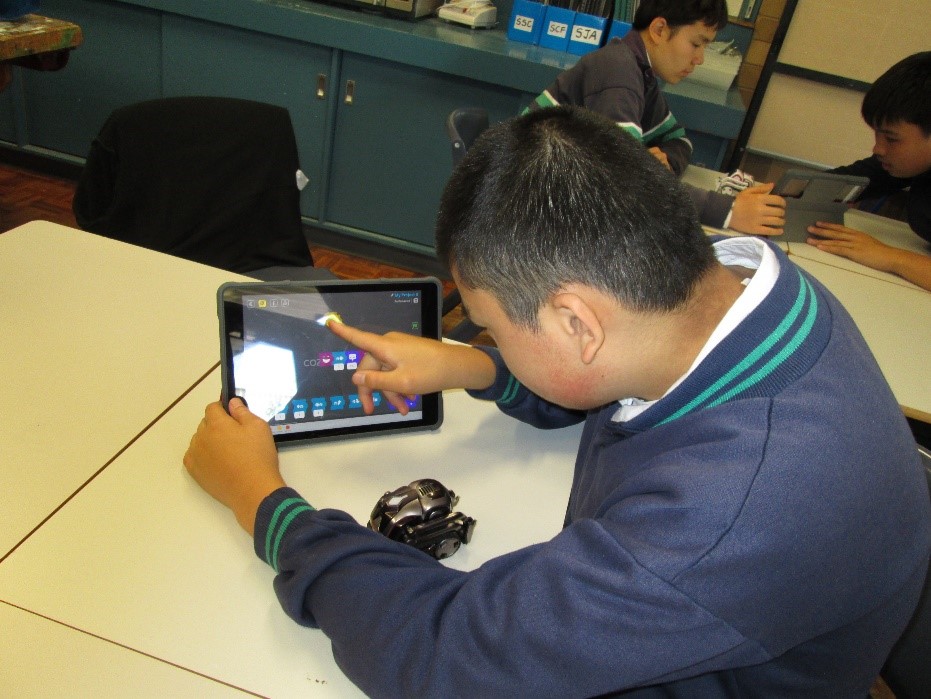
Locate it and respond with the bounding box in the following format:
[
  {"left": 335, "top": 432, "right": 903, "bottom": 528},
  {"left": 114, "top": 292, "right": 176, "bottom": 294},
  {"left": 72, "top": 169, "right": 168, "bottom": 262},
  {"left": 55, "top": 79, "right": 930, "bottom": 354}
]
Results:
[{"left": 527, "top": 0, "right": 787, "bottom": 236}]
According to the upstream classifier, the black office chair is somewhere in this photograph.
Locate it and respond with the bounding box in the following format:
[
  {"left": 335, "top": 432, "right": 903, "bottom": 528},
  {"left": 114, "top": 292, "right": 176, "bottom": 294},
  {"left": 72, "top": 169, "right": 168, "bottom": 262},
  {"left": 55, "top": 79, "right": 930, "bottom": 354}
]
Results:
[
  {"left": 447, "top": 107, "right": 489, "bottom": 169},
  {"left": 442, "top": 107, "right": 489, "bottom": 343},
  {"left": 73, "top": 96, "right": 333, "bottom": 281},
  {"left": 880, "top": 445, "right": 931, "bottom": 699}
]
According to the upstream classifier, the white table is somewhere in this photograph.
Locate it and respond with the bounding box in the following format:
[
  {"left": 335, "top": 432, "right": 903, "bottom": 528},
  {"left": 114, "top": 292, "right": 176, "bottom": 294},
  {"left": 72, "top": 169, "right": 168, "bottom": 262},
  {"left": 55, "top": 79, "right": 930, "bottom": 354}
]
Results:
[
  {"left": 0, "top": 221, "right": 250, "bottom": 559},
  {"left": 0, "top": 371, "right": 581, "bottom": 697},
  {"left": 681, "top": 163, "right": 724, "bottom": 192},
  {"left": 0, "top": 601, "right": 244, "bottom": 697}
]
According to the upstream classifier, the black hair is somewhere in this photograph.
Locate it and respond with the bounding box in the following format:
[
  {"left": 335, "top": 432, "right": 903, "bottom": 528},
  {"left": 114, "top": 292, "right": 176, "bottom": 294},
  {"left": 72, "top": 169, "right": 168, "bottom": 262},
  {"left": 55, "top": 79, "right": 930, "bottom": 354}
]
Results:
[
  {"left": 862, "top": 52, "right": 931, "bottom": 135},
  {"left": 632, "top": 0, "right": 729, "bottom": 31},
  {"left": 435, "top": 106, "right": 717, "bottom": 330}
]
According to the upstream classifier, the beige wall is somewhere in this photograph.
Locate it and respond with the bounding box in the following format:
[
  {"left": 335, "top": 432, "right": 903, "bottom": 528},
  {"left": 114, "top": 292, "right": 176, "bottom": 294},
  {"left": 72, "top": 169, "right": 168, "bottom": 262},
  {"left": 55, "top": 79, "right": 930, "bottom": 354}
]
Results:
[
  {"left": 781, "top": 0, "right": 930, "bottom": 83},
  {"left": 746, "top": 0, "right": 931, "bottom": 168}
]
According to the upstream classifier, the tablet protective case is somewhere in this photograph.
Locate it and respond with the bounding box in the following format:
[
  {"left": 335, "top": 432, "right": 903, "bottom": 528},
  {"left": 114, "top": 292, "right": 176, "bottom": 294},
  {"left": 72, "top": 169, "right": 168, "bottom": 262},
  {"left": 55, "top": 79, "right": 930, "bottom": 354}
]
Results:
[
  {"left": 218, "top": 278, "right": 443, "bottom": 445},
  {"left": 774, "top": 169, "right": 869, "bottom": 243}
]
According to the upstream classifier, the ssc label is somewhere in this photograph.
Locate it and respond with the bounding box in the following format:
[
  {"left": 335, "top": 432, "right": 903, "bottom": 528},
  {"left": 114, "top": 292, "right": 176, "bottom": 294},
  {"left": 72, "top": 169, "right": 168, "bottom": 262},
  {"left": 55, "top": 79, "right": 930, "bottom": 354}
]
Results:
[
  {"left": 546, "top": 21, "right": 569, "bottom": 39},
  {"left": 513, "top": 15, "right": 534, "bottom": 32},
  {"left": 571, "top": 26, "right": 602, "bottom": 45}
]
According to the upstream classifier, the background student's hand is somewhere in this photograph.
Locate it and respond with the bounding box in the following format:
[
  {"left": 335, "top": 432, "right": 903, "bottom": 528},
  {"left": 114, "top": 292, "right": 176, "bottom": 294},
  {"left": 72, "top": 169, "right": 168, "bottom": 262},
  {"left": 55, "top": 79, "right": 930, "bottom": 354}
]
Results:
[
  {"left": 806, "top": 222, "right": 931, "bottom": 292},
  {"left": 647, "top": 146, "right": 672, "bottom": 171},
  {"left": 806, "top": 222, "right": 899, "bottom": 271},
  {"left": 729, "top": 183, "right": 787, "bottom": 235},
  {"left": 327, "top": 320, "right": 496, "bottom": 413},
  {"left": 184, "top": 398, "right": 285, "bottom": 535}
]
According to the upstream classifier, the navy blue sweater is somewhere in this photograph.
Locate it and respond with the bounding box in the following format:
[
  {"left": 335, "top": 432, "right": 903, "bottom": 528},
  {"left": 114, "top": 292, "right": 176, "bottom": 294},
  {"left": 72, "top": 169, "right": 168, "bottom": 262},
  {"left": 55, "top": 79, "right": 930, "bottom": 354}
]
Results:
[
  {"left": 254, "top": 244, "right": 929, "bottom": 697},
  {"left": 832, "top": 156, "right": 931, "bottom": 244}
]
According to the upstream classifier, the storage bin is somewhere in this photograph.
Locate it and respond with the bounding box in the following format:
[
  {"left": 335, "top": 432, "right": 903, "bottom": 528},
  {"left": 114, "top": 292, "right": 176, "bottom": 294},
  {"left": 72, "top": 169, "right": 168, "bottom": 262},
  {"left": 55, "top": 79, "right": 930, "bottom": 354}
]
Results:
[
  {"left": 567, "top": 12, "right": 607, "bottom": 55},
  {"left": 538, "top": 5, "right": 575, "bottom": 52},
  {"left": 607, "top": 19, "right": 631, "bottom": 41},
  {"left": 507, "top": 0, "right": 545, "bottom": 46}
]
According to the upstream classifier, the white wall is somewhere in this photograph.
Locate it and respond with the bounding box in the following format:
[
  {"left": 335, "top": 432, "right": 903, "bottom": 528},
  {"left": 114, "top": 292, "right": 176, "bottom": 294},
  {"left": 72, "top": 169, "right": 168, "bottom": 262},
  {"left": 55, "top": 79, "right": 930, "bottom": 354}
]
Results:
[{"left": 747, "top": 0, "right": 931, "bottom": 168}]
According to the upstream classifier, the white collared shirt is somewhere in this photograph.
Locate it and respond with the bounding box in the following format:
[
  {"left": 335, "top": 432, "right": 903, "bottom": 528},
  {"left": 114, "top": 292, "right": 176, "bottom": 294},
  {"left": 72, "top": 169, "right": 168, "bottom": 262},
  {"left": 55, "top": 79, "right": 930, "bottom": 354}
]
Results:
[{"left": 613, "top": 237, "right": 780, "bottom": 422}]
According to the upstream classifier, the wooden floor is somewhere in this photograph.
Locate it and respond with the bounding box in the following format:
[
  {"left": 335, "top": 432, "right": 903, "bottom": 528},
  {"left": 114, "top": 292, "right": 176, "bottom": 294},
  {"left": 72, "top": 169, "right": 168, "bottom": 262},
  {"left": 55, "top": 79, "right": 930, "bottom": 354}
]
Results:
[{"left": 0, "top": 161, "right": 492, "bottom": 345}]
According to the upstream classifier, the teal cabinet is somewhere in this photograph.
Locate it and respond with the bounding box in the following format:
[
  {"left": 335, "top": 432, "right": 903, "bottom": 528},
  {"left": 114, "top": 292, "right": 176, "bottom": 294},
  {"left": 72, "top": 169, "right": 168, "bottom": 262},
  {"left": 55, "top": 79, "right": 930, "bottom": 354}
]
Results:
[
  {"left": 325, "top": 52, "right": 526, "bottom": 251},
  {"left": 686, "top": 130, "right": 731, "bottom": 170},
  {"left": 18, "top": 0, "right": 161, "bottom": 158},
  {"left": 160, "top": 15, "right": 333, "bottom": 221},
  {"left": 0, "top": 78, "right": 18, "bottom": 145}
]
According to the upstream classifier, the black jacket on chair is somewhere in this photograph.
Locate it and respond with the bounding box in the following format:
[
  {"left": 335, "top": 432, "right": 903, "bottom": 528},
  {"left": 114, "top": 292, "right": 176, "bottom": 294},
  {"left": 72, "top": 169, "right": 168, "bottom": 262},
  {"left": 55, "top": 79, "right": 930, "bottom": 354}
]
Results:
[{"left": 73, "top": 96, "right": 314, "bottom": 273}]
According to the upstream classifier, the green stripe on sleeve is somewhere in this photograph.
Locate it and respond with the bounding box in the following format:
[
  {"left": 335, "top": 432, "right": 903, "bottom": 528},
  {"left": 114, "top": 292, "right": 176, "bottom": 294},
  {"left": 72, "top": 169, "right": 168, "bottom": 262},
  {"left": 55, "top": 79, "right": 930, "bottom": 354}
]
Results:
[
  {"left": 535, "top": 90, "right": 559, "bottom": 109},
  {"left": 643, "top": 113, "right": 685, "bottom": 144},
  {"left": 269, "top": 504, "right": 315, "bottom": 572},
  {"left": 497, "top": 374, "right": 522, "bottom": 405},
  {"left": 264, "top": 497, "right": 314, "bottom": 570},
  {"left": 617, "top": 122, "right": 645, "bottom": 142}
]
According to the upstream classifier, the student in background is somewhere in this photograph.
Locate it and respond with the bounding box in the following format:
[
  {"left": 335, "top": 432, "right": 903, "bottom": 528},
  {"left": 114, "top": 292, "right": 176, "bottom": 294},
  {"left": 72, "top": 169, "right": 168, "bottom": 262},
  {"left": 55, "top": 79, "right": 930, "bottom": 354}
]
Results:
[
  {"left": 808, "top": 51, "right": 931, "bottom": 292},
  {"left": 526, "top": 0, "right": 787, "bottom": 236},
  {"left": 184, "top": 107, "right": 929, "bottom": 698}
]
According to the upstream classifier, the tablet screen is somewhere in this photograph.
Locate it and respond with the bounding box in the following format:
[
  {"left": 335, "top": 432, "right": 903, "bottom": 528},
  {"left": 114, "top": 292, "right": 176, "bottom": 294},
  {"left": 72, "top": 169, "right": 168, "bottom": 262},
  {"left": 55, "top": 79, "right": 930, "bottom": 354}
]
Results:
[{"left": 218, "top": 278, "right": 443, "bottom": 445}]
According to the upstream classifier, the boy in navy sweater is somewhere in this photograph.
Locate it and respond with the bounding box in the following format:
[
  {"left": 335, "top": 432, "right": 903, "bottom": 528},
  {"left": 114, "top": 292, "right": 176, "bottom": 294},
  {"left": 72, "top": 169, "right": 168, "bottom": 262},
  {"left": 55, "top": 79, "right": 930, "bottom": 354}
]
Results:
[
  {"left": 185, "top": 107, "right": 929, "bottom": 698},
  {"left": 809, "top": 51, "right": 931, "bottom": 291}
]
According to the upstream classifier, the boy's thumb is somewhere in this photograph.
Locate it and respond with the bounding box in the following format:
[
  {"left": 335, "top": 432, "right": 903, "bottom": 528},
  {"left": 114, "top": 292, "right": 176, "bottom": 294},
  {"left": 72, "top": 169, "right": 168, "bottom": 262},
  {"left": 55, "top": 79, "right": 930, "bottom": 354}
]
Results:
[{"left": 227, "top": 397, "right": 253, "bottom": 423}]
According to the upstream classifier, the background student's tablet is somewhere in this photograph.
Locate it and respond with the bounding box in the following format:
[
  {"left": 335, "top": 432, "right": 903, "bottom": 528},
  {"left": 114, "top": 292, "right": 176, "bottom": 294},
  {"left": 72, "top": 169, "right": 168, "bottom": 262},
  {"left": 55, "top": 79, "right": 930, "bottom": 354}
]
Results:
[
  {"left": 773, "top": 169, "right": 869, "bottom": 243},
  {"left": 218, "top": 278, "right": 443, "bottom": 445}
]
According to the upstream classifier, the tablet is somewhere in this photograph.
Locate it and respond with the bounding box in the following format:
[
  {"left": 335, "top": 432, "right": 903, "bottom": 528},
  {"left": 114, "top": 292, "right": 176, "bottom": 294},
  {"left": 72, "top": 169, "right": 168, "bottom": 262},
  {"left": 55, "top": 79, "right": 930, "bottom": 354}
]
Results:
[
  {"left": 772, "top": 169, "right": 869, "bottom": 243},
  {"left": 218, "top": 278, "right": 443, "bottom": 445}
]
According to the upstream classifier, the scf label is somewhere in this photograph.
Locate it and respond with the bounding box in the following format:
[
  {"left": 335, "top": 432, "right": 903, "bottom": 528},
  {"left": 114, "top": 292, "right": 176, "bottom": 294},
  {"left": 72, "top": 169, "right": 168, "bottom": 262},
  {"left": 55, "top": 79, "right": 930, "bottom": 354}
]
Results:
[{"left": 546, "top": 21, "right": 568, "bottom": 39}]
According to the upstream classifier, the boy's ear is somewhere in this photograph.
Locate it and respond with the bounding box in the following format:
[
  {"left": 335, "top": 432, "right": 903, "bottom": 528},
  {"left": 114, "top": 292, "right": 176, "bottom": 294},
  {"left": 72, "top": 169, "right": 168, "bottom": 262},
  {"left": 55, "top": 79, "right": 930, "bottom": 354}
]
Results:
[
  {"left": 550, "top": 292, "right": 605, "bottom": 365},
  {"left": 647, "top": 16, "right": 669, "bottom": 42}
]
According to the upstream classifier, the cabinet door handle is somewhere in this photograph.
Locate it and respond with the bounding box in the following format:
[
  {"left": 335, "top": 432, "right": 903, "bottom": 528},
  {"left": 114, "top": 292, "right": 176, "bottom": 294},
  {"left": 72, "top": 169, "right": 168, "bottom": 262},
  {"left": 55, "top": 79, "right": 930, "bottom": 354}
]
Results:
[
  {"left": 316, "top": 73, "right": 327, "bottom": 100},
  {"left": 343, "top": 80, "right": 355, "bottom": 105}
]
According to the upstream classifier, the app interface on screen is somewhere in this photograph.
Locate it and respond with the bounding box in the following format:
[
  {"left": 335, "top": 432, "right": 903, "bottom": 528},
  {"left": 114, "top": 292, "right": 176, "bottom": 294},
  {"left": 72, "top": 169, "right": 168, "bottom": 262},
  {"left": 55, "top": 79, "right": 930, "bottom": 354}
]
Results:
[{"left": 232, "top": 289, "right": 424, "bottom": 435}]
